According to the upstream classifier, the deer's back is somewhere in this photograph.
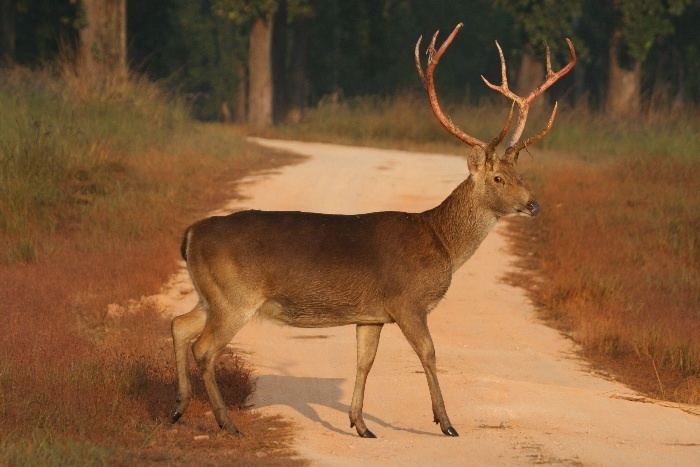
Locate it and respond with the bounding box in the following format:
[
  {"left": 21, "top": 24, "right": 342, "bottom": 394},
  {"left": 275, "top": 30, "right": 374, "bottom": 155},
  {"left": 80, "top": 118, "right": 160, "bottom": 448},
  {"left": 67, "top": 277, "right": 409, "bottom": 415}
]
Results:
[{"left": 185, "top": 209, "right": 452, "bottom": 327}]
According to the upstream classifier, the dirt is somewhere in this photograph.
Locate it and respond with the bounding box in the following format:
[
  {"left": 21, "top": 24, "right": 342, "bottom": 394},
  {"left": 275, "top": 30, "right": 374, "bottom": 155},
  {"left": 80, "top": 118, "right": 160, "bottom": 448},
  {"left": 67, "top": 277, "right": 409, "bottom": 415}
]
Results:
[{"left": 160, "top": 138, "right": 700, "bottom": 466}]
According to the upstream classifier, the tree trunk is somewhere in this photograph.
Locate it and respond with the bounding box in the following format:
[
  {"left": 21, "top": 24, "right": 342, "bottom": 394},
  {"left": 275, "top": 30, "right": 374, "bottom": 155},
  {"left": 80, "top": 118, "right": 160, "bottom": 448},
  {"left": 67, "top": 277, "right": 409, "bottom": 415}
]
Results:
[
  {"left": 0, "top": 0, "right": 16, "bottom": 65},
  {"left": 233, "top": 60, "right": 247, "bottom": 122},
  {"left": 79, "top": 0, "right": 127, "bottom": 75},
  {"left": 606, "top": 32, "right": 641, "bottom": 117},
  {"left": 516, "top": 44, "right": 544, "bottom": 109},
  {"left": 248, "top": 16, "right": 274, "bottom": 128},
  {"left": 573, "top": 58, "right": 587, "bottom": 107},
  {"left": 272, "top": 0, "right": 287, "bottom": 121},
  {"left": 286, "top": 17, "right": 310, "bottom": 123},
  {"left": 672, "top": 46, "right": 685, "bottom": 112}
]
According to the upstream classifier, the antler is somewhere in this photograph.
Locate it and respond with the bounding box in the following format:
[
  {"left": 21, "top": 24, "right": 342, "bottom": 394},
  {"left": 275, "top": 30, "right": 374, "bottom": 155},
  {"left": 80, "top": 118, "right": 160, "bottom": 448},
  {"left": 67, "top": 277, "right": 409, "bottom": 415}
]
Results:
[
  {"left": 415, "top": 23, "right": 514, "bottom": 152},
  {"left": 415, "top": 24, "right": 485, "bottom": 149},
  {"left": 415, "top": 24, "right": 575, "bottom": 155},
  {"left": 481, "top": 39, "right": 576, "bottom": 153}
]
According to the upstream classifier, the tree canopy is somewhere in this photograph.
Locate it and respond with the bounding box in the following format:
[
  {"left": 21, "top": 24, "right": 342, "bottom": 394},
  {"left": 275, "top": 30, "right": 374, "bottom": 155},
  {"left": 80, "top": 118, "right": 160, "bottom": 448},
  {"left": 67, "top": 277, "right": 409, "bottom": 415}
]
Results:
[{"left": 3, "top": 0, "right": 700, "bottom": 119}]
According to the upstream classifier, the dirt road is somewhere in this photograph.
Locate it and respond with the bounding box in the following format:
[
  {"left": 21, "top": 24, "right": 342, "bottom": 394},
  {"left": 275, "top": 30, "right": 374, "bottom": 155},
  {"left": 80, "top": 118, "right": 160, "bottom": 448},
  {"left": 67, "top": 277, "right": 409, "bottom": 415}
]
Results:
[{"left": 165, "top": 138, "right": 699, "bottom": 466}]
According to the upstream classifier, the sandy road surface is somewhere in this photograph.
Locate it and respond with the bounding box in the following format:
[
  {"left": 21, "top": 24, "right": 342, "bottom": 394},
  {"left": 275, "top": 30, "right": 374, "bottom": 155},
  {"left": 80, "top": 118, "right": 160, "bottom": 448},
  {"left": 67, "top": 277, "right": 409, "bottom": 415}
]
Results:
[{"left": 163, "top": 138, "right": 700, "bottom": 466}]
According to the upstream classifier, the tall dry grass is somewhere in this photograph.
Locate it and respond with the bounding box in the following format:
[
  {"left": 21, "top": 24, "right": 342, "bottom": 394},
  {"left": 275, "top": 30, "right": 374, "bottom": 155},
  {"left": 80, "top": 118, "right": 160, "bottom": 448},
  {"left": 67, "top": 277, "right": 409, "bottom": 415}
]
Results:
[
  {"left": 265, "top": 94, "right": 700, "bottom": 404},
  {"left": 0, "top": 66, "right": 302, "bottom": 464},
  {"left": 508, "top": 155, "right": 700, "bottom": 404}
]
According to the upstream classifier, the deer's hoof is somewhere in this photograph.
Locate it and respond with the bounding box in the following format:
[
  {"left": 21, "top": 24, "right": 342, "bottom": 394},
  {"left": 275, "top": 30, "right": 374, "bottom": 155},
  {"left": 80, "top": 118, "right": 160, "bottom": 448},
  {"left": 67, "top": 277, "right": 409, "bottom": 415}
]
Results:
[
  {"left": 219, "top": 423, "right": 243, "bottom": 437},
  {"left": 359, "top": 429, "right": 377, "bottom": 438},
  {"left": 442, "top": 426, "right": 459, "bottom": 437},
  {"left": 170, "top": 409, "right": 183, "bottom": 423}
]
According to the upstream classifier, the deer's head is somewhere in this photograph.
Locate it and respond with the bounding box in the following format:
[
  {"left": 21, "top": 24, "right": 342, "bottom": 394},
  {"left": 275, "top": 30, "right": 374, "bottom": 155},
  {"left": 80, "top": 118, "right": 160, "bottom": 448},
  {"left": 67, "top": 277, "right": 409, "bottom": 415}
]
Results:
[{"left": 415, "top": 23, "right": 576, "bottom": 218}]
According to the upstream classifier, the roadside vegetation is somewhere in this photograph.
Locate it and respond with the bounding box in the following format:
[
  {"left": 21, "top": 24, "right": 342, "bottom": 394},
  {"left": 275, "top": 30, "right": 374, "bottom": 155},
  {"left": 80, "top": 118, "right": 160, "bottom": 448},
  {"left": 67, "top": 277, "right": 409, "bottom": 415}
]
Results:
[
  {"left": 262, "top": 93, "right": 700, "bottom": 162},
  {"left": 0, "top": 66, "right": 302, "bottom": 465},
  {"left": 264, "top": 95, "right": 700, "bottom": 405},
  {"left": 508, "top": 152, "right": 700, "bottom": 405}
]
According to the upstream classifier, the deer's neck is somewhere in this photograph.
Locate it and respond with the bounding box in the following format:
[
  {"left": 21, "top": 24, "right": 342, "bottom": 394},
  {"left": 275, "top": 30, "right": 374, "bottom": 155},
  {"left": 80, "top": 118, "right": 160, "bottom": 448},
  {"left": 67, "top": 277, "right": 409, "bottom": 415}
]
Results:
[{"left": 422, "top": 176, "right": 498, "bottom": 271}]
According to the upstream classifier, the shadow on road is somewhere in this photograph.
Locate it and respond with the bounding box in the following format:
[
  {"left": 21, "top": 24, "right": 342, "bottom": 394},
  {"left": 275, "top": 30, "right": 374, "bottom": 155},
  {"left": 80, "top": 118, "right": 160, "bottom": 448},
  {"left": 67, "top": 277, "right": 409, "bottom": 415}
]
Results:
[{"left": 253, "top": 374, "right": 441, "bottom": 437}]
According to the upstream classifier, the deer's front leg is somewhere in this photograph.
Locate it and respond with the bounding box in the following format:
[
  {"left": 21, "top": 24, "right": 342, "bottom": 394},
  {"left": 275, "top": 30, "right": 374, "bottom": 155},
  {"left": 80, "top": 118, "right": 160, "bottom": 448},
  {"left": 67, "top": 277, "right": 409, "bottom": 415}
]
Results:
[
  {"left": 396, "top": 314, "right": 458, "bottom": 436},
  {"left": 349, "top": 323, "right": 383, "bottom": 438}
]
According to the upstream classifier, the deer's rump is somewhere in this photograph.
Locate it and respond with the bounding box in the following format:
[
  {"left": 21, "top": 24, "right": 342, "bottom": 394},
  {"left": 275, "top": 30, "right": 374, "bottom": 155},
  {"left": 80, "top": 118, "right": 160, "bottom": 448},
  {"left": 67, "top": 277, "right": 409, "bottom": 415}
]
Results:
[{"left": 185, "top": 209, "right": 452, "bottom": 327}]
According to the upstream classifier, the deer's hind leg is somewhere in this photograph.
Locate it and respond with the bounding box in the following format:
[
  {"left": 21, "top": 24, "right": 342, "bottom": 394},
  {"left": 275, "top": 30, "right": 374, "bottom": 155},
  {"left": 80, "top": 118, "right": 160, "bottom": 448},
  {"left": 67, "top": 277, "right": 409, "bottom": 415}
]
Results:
[
  {"left": 192, "top": 294, "right": 261, "bottom": 436},
  {"left": 171, "top": 302, "right": 207, "bottom": 423}
]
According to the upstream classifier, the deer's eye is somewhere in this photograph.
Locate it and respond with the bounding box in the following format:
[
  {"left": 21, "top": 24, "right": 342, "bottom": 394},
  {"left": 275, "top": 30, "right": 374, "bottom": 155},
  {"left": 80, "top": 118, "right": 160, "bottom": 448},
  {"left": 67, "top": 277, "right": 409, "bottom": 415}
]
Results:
[{"left": 494, "top": 175, "right": 504, "bottom": 184}]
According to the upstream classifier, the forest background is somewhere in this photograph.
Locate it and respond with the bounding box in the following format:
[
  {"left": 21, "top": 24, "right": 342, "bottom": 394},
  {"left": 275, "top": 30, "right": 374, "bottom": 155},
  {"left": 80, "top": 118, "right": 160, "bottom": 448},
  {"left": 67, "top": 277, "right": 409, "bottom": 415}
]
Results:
[{"left": 1, "top": 1, "right": 699, "bottom": 464}]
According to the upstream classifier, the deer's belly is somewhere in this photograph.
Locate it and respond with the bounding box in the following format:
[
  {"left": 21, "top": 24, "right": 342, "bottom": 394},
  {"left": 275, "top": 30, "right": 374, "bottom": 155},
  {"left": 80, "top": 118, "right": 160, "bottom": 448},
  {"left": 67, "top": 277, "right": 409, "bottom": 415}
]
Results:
[{"left": 257, "top": 298, "right": 394, "bottom": 327}]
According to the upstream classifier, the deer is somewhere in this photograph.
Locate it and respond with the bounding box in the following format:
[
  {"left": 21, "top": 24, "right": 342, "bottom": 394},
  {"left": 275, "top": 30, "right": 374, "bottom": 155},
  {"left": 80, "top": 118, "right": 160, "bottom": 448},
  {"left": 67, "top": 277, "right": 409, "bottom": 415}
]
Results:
[{"left": 169, "top": 22, "right": 576, "bottom": 438}]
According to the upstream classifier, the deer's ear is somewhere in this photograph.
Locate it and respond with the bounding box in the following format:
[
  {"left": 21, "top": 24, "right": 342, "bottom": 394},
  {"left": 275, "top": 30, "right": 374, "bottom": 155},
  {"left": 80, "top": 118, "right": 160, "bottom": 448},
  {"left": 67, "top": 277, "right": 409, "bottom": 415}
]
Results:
[{"left": 467, "top": 147, "right": 486, "bottom": 173}]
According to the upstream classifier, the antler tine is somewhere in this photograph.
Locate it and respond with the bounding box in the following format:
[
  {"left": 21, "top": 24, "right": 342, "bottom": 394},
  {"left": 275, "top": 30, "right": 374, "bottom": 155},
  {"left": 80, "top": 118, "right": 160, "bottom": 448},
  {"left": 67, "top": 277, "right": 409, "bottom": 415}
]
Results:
[
  {"left": 488, "top": 102, "right": 515, "bottom": 150},
  {"left": 511, "top": 101, "right": 559, "bottom": 157},
  {"left": 480, "top": 41, "right": 522, "bottom": 104},
  {"left": 428, "top": 30, "right": 440, "bottom": 59},
  {"left": 479, "top": 40, "right": 528, "bottom": 149},
  {"left": 508, "top": 105, "right": 530, "bottom": 148},
  {"left": 524, "top": 38, "right": 576, "bottom": 105},
  {"left": 497, "top": 41, "right": 508, "bottom": 87},
  {"left": 414, "top": 35, "right": 426, "bottom": 88},
  {"left": 415, "top": 22, "right": 487, "bottom": 149},
  {"left": 481, "top": 38, "right": 576, "bottom": 151}
]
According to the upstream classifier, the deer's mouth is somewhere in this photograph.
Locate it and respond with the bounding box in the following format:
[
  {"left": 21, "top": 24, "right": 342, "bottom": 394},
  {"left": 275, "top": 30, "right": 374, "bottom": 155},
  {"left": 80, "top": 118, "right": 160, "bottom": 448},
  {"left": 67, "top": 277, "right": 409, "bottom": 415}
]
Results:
[{"left": 516, "top": 200, "right": 540, "bottom": 217}]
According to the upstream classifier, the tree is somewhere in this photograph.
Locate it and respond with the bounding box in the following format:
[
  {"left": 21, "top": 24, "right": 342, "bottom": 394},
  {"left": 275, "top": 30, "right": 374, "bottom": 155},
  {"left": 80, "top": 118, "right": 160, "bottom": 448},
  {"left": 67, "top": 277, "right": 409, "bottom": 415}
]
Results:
[
  {"left": 605, "top": 0, "right": 690, "bottom": 116},
  {"left": 670, "top": 1, "right": 700, "bottom": 105},
  {"left": 285, "top": 12, "right": 311, "bottom": 122},
  {"left": 271, "top": 0, "right": 287, "bottom": 120},
  {"left": 275, "top": 0, "right": 313, "bottom": 121},
  {"left": 248, "top": 14, "right": 274, "bottom": 126},
  {"left": 496, "top": 0, "right": 582, "bottom": 103},
  {"left": 0, "top": 0, "right": 17, "bottom": 64},
  {"left": 79, "top": 0, "right": 127, "bottom": 76},
  {"left": 215, "top": 0, "right": 277, "bottom": 127},
  {"left": 128, "top": 0, "right": 247, "bottom": 120},
  {"left": 215, "top": 0, "right": 313, "bottom": 125}
]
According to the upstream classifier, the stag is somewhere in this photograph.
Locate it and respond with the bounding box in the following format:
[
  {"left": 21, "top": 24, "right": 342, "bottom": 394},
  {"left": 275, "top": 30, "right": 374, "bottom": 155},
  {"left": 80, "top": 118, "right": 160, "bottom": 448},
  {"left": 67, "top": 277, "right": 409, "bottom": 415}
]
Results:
[{"left": 170, "top": 23, "right": 576, "bottom": 438}]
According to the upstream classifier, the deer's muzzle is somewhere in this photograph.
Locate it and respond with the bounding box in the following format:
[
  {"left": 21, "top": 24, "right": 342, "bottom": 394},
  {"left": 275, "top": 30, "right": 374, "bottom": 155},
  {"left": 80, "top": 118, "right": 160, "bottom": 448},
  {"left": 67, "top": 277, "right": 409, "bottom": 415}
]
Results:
[{"left": 526, "top": 200, "right": 540, "bottom": 217}]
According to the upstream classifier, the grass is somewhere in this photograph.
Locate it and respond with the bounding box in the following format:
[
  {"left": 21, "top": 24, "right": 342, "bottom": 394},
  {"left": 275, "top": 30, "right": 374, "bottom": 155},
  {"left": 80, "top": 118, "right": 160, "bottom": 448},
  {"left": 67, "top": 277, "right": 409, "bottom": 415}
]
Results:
[
  {"left": 0, "top": 66, "right": 303, "bottom": 464},
  {"left": 0, "top": 66, "right": 187, "bottom": 263},
  {"left": 264, "top": 94, "right": 700, "bottom": 404},
  {"left": 262, "top": 93, "right": 700, "bottom": 161},
  {"left": 507, "top": 154, "right": 700, "bottom": 404},
  {"left": 0, "top": 433, "right": 112, "bottom": 467}
]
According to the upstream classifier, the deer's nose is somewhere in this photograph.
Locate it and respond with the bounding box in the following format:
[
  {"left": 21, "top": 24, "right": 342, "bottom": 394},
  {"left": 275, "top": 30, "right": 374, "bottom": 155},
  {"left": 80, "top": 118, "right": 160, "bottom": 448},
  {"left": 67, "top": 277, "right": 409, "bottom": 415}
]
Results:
[{"left": 526, "top": 200, "right": 540, "bottom": 217}]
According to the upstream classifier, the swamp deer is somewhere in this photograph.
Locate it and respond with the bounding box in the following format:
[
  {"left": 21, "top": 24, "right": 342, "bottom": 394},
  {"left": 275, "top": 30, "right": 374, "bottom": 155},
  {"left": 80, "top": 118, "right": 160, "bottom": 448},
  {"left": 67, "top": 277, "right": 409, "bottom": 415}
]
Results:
[{"left": 170, "top": 23, "right": 576, "bottom": 438}]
